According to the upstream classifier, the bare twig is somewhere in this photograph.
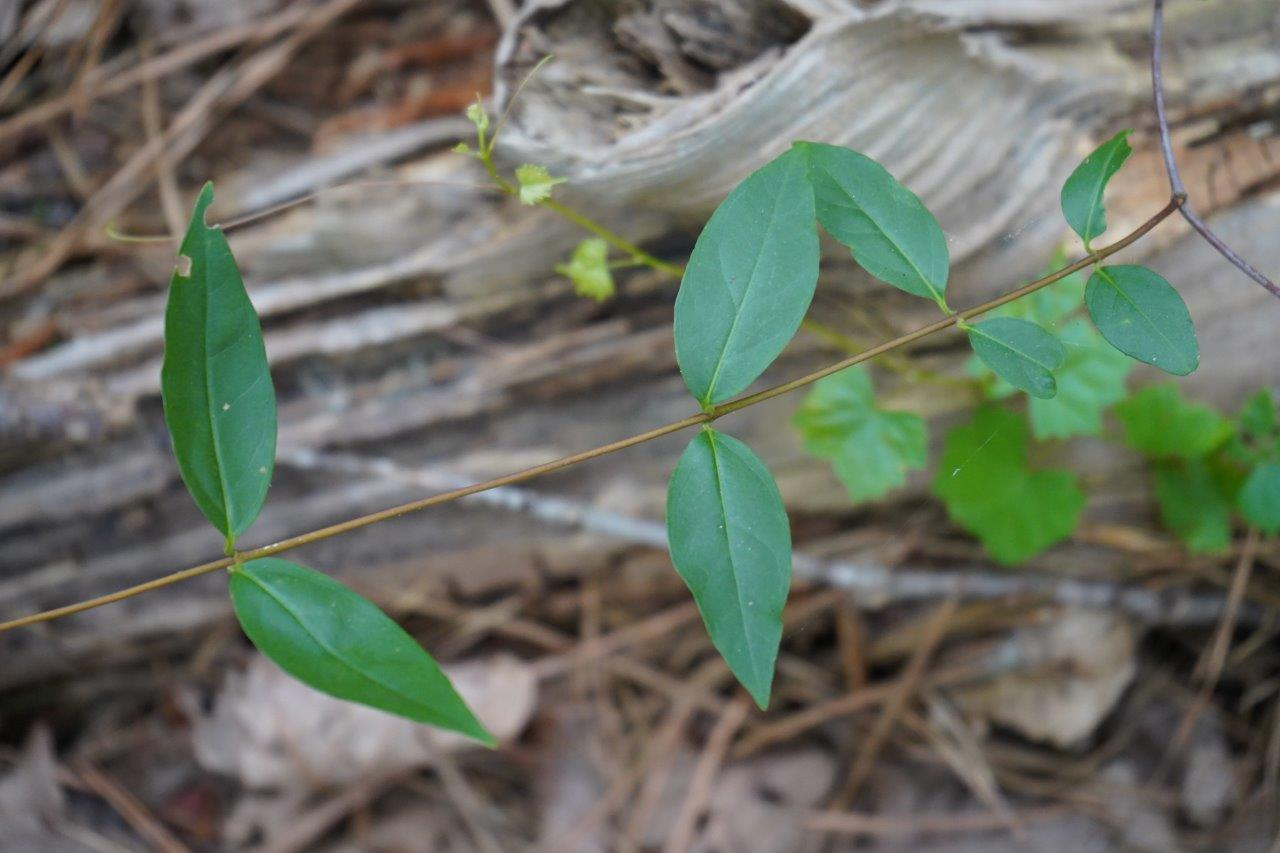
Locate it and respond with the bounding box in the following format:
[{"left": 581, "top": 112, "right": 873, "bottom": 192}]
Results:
[{"left": 1151, "top": 0, "right": 1280, "bottom": 298}]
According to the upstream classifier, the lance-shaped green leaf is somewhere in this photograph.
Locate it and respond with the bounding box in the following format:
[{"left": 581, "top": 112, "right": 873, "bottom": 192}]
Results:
[
  {"left": 1114, "top": 383, "right": 1231, "bottom": 459},
  {"left": 674, "top": 148, "right": 818, "bottom": 407},
  {"left": 1060, "top": 129, "right": 1131, "bottom": 247},
  {"left": 162, "top": 183, "right": 276, "bottom": 543},
  {"left": 1154, "top": 460, "right": 1233, "bottom": 554},
  {"left": 230, "top": 558, "right": 493, "bottom": 743},
  {"left": 799, "top": 141, "right": 949, "bottom": 305},
  {"left": 1085, "top": 265, "right": 1199, "bottom": 375},
  {"left": 1239, "top": 463, "right": 1280, "bottom": 535},
  {"left": 965, "top": 317, "right": 1065, "bottom": 400},
  {"left": 666, "top": 429, "right": 791, "bottom": 708},
  {"left": 793, "top": 366, "right": 927, "bottom": 503},
  {"left": 933, "top": 407, "right": 1084, "bottom": 565}
]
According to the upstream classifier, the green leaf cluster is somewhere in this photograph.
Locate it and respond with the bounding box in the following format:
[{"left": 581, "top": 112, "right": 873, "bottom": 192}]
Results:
[
  {"left": 163, "top": 185, "right": 489, "bottom": 742},
  {"left": 1118, "top": 385, "right": 1280, "bottom": 548}
]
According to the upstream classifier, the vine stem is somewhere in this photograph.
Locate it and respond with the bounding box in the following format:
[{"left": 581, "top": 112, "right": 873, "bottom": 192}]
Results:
[
  {"left": 1150, "top": 0, "right": 1279, "bottom": 298},
  {"left": 0, "top": 198, "right": 1181, "bottom": 635}
]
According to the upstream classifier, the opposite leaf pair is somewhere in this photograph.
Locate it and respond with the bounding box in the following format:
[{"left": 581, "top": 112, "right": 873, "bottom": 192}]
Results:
[{"left": 162, "top": 185, "right": 492, "bottom": 744}]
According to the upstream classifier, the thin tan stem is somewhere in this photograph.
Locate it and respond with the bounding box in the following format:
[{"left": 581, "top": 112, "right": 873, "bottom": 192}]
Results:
[{"left": 0, "top": 199, "right": 1179, "bottom": 634}]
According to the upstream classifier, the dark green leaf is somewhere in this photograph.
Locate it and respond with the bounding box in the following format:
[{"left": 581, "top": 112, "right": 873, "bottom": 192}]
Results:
[
  {"left": 966, "top": 317, "right": 1065, "bottom": 399},
  {"left": 1085, "top": 265, "right": 1198, "bottom": 375},
  {"left": 1114, "top": 383, "right": 1231, "bottom": 459},
  {"left": 1154, "top": 460, "right": 1232, "bottom": 554},
  {"left": 1028, "top": 319, "right": 1132, "bottom": 439},
  {"left": 1239, "top": 463, "right": 1280, "bottom": 535},
  {"left": 799, "top": 141, "right": 949, "bottom": 305},
  {"left": 162, "top": 183, "right": 276, "bottom": 543},
  {"left": 1060, "top": 129, "right": 1131, "bottom": 247},
  {"left": 933, "top": 407, "right": 1084, "bottom": 564},
  {"left": 230, "top": 558, "right": 493, "bottom": 743},
  {"left": 674, "top": 148, "right": 818, "bottom": 407},
  {"left": 666, "top": 429, "right": 791, "bottom": 708},
  {"left": 793, "top": 366, "right": 927, "bottom": 502}
]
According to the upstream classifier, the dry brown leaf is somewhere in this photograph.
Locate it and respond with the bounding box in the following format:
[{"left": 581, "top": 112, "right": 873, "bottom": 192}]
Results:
[
  {"left": 189, "top": 652, "right": 537, "bottom": 791},
  {"left": 954, "top": 610, "right": 1137, "bottom": 748}
]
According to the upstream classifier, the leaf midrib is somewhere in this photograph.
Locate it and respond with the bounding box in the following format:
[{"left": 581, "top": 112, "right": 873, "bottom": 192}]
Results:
[
  {"left": 1094, "top": 267, "right": 1188, "bottom": 366},
  {"left": 704, "top": 433, "right": 767, "bottom": 688},
  {"left": 810, "top": 155, "right": 942, "bottom": 304},
  {"left": 198, "top": 226, "right": 237, "bottom": 538},
  {"left": 238, "top": 567, "right": 430, "bottom": 718},
  {"left": 1080, "top": 136, "right": 1128, "bottom": 243},
  {"left": 700, "top": 168, "right": 791, "bottom": 406}
]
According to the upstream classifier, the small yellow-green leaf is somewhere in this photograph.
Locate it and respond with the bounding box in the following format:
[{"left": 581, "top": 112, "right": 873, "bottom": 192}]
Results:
[
  {"left": 1061, "top": 129, "right": 1132, "bottom": 247},
  {"left": 1086, "top": 265, "right": 1198, "bottom": 375},
  {"left": 465, "top": 99, "right": 489, "bottom": 136},
  {"left": 793, "top": 366, "right": 927, "bottom": 503},
  {"left": 966, "top": 317, "right": 1065, "bottom": 400},
  {"left": 230, "top": 558, "right": 493, "bottom": 744},
  {"left": 161, "top": 183, "right": 276, "bottom": 542},
  {"left": 1113, "top": 383, "right": 1231, "bottom": 459},
  {"left": 556, "top": 238, "right": 614, "bottom": 301},
  {"left": 515, "top": 164, "right": 565, "bottom": 205},
  {"left": 666, "top": 429, "right": 791, "bottom": 708}
]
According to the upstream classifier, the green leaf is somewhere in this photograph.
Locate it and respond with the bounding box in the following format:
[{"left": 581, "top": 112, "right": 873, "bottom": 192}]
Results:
[
  {"left": 1239, "top": 463, "right": 1280, "bottom": 534},
  {"left": 933, "top": 407, "right": 1084, "bottom": 564},
  {"left": 556, "top": 238, "right": 614, "bottom": 301},
  {"left": 1085, "top": 265, "right": 1199, "bottom": 376},
  {"left": 162, "top": 183, "right": 277, "bottom": 543},
  {"left": 1027, "top": 319, "right": 1132, "bottom": 439},
  {"left": 515, "top": 164, "right": 565, "bottom": 205},
  {"left": 1153, "top": 460, "right": 1233, "bottom": 553},
  {"left": 965, "top": 317, "right": 1065, "bottom": 400},
  {"left": 799, "top": 141, "right": 949, "bottom": 305},
  {"left": 1114, "top": 383, "right": 1231, "bottom": 459},
  {"left": 793, "top": 365, "right": 927, "bottom": 503},
  {"left": 1238, "top": 390, "right": 1278, "bottom": 441},
  {"left": 674, "top": 148, "right": 818, "bottom": 407},
  {"left": 666, "top": 429, "right": 791, "bottom": 708},
  {"left": 465, "top": 99, "right": 489, "bottom": 136},
  {"left": 1060, "top": 129, "right": 1132, "bottom": 247},
  {"left": 230, "top": 558, "right": 493, "bottom": 743}
]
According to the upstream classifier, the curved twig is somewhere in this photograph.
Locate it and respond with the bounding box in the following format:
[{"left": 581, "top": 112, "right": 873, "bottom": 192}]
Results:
[{"left": 1151, "top": 0, "right": 1280, "bottom": 298}]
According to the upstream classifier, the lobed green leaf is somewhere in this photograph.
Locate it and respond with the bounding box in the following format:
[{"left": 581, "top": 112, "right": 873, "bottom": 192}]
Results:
[
  {"left": 674, "top": 148, "right": 818, "bottom": 407},
  {"left": 1154, "top": 460, "right": 1233, "bottom": 554},
  {"left": 161, "top": 183, "right": 276, "bottom": 542},
  {"left": 799, "top": 141, "right": 949, "bottom": 305},
  {"left": 933, "top": 407, "right": 1084, "bottom": 564},
  {"left": 1060, "top": 129, "right": 1132, "bottom": 247},
  {"left": 666, "top": 429, "right": 792, "bottom": 708},
  {"left": 965, "top": 317, "right": 1065, "bottom": 400},
  {"left": 1239, "top": 463, "right": 1280, "bottom": 535},
  {"left": 557, "top": 238, "right": 614, "bottom": 301},
  {"left": 1114, "top": 383, "right": 1231, "bottom": 459},
  {"left": 1085, "top": 265, "right": 1198, "bottom": 376},
  {"left": 230, "top": 558, "right": 493, "bottom": 743},
  {"left": 1027, "top": 319, "right": 1132, "bottom": 439},
  {"left": 793, "top": 366, "right": 927, "bottom": 503}
]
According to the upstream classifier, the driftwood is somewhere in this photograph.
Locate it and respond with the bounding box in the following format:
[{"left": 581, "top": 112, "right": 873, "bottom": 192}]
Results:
[{"left": 2, "top": 0, "right": 1280, "bottom": 674}]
